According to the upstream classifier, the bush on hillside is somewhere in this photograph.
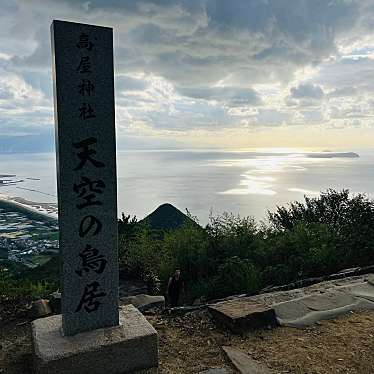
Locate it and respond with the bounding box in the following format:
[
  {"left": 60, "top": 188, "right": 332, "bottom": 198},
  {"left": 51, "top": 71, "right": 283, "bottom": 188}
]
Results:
[{"left": 119, "top": 189, "right": 374, "bottom": 303}]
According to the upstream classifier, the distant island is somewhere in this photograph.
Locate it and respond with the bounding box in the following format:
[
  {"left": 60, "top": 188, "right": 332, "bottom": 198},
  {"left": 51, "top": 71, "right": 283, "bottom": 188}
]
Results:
[{"left": 306, "top": 152, "right": 359, "bottom": 158}]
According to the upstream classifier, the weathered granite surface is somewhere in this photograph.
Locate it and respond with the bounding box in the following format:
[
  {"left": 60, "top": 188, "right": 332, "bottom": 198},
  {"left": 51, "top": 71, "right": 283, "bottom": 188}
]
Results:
[
  {"left": 274, "top": 279, "right": 374, "bottom": 327},
  {"left": 31, "top": 305, "right": 158, "bottom": 374},
  {"left": 209, "top": 274, "right": 374, "bottom": 331}
]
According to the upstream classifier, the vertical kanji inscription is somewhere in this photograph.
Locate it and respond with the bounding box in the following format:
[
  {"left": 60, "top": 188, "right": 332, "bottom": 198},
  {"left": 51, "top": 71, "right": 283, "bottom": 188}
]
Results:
[{"left": 51, "top": 20, "right": 118, "bottom": 336}]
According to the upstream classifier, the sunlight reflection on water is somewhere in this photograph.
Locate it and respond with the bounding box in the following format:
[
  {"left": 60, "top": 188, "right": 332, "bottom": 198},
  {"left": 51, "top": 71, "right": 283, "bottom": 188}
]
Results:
[
  {"left": 212, "top": 155, "right": 321, "bottom": 196},
  {"left": 0, "top": 150, "right": 371, "bottom": 223}
]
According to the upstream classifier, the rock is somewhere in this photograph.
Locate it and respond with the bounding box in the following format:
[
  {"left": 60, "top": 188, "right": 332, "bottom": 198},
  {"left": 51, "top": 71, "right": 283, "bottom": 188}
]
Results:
[
  {"left": 208, "top": 299, "right": 278, "bottom": 334},
  {"left": 273, "top": 299, "right": 310, "bottom": 322},
  {"left": 193, "top": 296, "right": 206, "bottom": 306},
  {"left": 302, "top": 291, "right": 356, "bottom": 311},
  {"left": 328, "top": 268, "right": 360, "bottom": 281},
  {"left": 162, "top": 305, "right": 205, "bottom": 316},
  {"left": 338, "top": 267, "right": 361, "bottom": 274},
  {"left": 274, "top": 281, "right": 374, "bottom": 327},
  {"left": 120, "top": 294, "right": 165, "bottom": 312},
  {"left": 48, "top": 291, "right": 61, "bottom": 314},
  {"left": 199, "top": 366, "right": 232, "bottom": 374},
  {"left": 345, "top": 282, "right": 374, "bottom": 302},
  {"left": 367, "top": 274, "right": 374, "bottom": 286},
  {"left": 118, "top": 279, "right": 148, "bottom": 297},
  {"left": 30, "top": 299, "right": 52, "bottom": 319},
  {"left": 360, "top": 265, "right": 374, "bottom": 275},
  {"left": 222, "top": 346, "right": 275, "bottom": 373}
]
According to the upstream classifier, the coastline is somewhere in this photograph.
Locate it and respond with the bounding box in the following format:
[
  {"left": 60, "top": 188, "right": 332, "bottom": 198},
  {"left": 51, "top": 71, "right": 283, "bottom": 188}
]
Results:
[{"left": 0, "top": 192, "right": 57, "bottom": 222}]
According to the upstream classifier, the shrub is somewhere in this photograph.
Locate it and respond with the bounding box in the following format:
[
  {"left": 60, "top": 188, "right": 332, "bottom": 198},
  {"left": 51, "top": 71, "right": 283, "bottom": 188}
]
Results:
[
  {"left": 210, "top": 256, "right": 262, "bottom": 299},
  {"left": 118, "top": 189, "right": 374, "bottom": 303},
  {"left": 0, "top": 268, "right": 54, "bottom": 300}
]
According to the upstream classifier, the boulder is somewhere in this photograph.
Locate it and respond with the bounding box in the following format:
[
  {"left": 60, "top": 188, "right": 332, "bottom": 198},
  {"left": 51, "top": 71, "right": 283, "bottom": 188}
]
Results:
[
  {"left": 208, "top": 299, "right": 277, "bottom": 334},
  {"left": 120, "top": 294, "right": 165, "bottom": 312},
  {"left": 30, "top": 299, "right": 52, "bottom": 319}
]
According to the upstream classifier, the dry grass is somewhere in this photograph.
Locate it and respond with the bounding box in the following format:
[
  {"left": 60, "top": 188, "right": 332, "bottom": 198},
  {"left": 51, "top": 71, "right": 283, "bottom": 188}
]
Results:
[
  {"left": 1, "top": 309, "right": 374, "bottom": 373},
  {"left": 148, "top": 309, "right": 374, "bottom": 373}
]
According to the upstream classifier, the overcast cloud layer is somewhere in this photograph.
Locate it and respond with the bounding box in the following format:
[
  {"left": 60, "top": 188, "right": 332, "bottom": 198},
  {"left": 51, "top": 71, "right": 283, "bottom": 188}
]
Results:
[{"left": 1, "top": 0, "right": 374, "bottom": 150}]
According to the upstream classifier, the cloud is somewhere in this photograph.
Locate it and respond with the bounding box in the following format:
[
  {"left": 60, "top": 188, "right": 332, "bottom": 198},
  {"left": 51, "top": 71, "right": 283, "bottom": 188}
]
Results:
[
  {"left": 328, "top": 86, "right": 358, "bottom": 97},
  {"left": 315, "top": 56, "right": 374, "bottom": 91},
  {"left": 301, "top": 110, "right": 324, "bottom": 123},
  {"left": 0, "top": 0, "right": 374, "bottom": 149},
  {"left": 290, "top": 83, "right": 324, "bottom": 100},
  {"left": 176, "top": 86, "right": 262, "bottom": 107},
  {"left": 116, "top": 75, "right": 149, "bottom": 92},
  {"left": 256, "top": 108, "right": 292, "bottom": 126}
]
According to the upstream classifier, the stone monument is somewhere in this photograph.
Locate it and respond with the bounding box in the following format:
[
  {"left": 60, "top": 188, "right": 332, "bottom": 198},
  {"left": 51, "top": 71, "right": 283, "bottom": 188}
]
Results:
[{"left": 31, "top": 20, "right": 158, "bottom": 374}]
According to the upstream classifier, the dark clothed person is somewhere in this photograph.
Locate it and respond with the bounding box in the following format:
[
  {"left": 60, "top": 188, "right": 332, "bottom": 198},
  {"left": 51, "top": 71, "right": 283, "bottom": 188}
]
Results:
[{"left": 167, "top": 270, "right": 184, "bottom": 307}]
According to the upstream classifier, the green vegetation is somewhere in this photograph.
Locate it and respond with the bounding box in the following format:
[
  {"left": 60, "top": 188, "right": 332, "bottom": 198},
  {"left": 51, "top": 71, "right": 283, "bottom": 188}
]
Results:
[
  {"left": 2, "top": 188, "right": 374, "bottom": 304},
  {"left": 0, "top": 267, "right": 55, "bottom": 301},
  {"left": 119, "top": 189, "right": 374, "bottom": 303},
  {"left": 0, "top": 255, "right": 59, "bottom": 303},
  {"left": 23, "top": 254, "right": 52, "bottom": 267},
  {"left": 19, "top": 255, "right": 60, "bottom": 284},
  {"left": 0, "top": 248, "right": 8, "bottom": 259}
]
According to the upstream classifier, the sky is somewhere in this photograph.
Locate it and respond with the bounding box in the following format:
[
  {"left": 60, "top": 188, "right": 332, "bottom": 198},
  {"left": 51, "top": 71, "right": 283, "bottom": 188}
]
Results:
[{"left": 1, "top": 0, "right": 374, "bottom": 152}]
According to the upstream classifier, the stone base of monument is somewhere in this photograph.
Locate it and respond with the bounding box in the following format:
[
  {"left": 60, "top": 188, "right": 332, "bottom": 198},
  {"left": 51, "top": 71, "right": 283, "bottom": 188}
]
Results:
[{"left": 31, "top": 304, "right": 158, "bottom": 374}]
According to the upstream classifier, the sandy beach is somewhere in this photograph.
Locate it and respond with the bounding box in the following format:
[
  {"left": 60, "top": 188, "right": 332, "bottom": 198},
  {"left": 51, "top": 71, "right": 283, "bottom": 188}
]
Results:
[{"left": 0, "top": 192, "right": 57, "bottom": 221}]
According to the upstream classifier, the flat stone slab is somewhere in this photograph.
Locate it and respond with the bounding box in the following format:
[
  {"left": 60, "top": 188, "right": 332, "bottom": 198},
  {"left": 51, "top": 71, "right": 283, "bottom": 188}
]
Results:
[
  {"left": 208, "top": 274, "right": 374, "bottom": 331},
  {"left": 209, "top": 299, "right": 277, "bottom": 334},
  {"left": 368, "top": 274, "right": 374, "bottom": 286},
  {"left": 31, "top": 304, "right": 158, "bottom": 374},
  {"left": 273, "top": 280, "right": 374, "bottom": 327},
  {"left": 301, "top": 291, "right": 356, "bottom": 311},
  {"left": 120, "top": 294, "right": 165, "bottom": 312},
  {"left": 222, "top": 346, "right": 275, "bottom": 374}
]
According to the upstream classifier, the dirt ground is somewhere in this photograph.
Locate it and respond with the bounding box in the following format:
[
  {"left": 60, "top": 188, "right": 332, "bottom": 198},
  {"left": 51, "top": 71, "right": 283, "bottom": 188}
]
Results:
[
  {"left": 150, "top": 309, "right": 374, "bottom": 374},
  {"left": 1, "top": 308, "right": 374, "bottom": 373}
]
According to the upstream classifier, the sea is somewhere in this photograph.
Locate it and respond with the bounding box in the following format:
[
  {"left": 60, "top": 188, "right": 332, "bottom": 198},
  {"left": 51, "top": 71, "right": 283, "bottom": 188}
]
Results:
[{"left": 0, "top": 148, "right": 374, "bottom": 225}]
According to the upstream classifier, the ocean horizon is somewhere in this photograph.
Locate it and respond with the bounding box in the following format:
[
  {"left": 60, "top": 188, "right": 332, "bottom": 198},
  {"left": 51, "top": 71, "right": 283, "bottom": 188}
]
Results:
[{"left": 0, "top": 148, "right": 373, "bottom": 225}]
